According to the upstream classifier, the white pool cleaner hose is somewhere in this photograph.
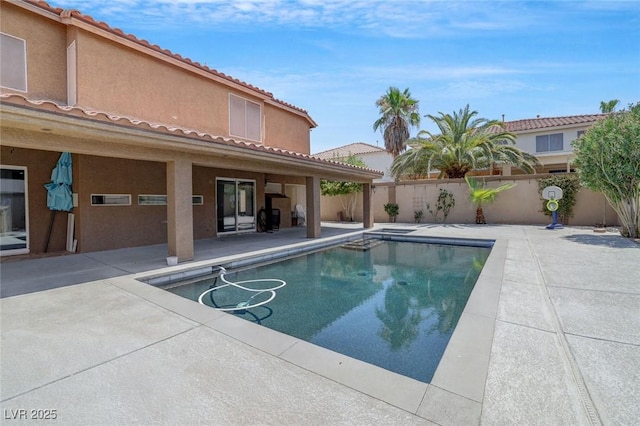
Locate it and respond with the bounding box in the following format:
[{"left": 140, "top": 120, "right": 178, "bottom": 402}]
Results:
[{"left": 197, "top": 266, "right": 286, "bottom": 311}]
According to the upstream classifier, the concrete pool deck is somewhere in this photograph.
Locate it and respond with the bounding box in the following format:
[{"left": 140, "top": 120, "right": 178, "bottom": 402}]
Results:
[{"left": 1, "top": 223, "right": 638, "bottom": 424}]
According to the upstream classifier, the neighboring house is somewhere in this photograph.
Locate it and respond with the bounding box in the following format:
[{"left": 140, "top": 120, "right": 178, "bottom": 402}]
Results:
[
  {"left": 314, "top": 142, "right": 393, "bottom": 182},
  {"left": 318, "top": 113, "right": 605, "bottom": 182},
  {"left": 503, "top": 113, "right": 606, "bottom": 175},
  {"left": 0, "top": 0, "right": 380, "bottom": 261}
]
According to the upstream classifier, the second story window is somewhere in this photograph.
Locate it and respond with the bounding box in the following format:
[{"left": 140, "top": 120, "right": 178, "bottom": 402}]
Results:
[
  {"left": 229, "top": 94, "right": 261, "bottom": 142},
  {"left": 0, "top": 32, "right": 27, "bottom": 92},
  {"left": 536, "top": 133, "right": 563, "bottom": 153}
]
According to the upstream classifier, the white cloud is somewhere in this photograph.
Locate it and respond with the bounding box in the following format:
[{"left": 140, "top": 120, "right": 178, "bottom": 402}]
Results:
[
  {"left": 442, "top": 79, "right": 530, "bottom": 99},
  {"left": 47, "top": 0, "right": 554, "bottom": 37},
  {"left": 352, "top": 64, "right": 522, "bottom": 83}
]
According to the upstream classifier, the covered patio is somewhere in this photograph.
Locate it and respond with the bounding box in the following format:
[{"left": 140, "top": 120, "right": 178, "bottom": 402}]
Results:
[{"left": 1, "top": 94, "right": 381, "bottom": 262}]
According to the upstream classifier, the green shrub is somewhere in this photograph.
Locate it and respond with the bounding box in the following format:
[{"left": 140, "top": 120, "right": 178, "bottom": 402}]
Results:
[
  {"left": 384, "top": 203, "right": 399, "bottom": 222},
  {"left": 573, "top": 103, "right": 640, "bottom": 237}
]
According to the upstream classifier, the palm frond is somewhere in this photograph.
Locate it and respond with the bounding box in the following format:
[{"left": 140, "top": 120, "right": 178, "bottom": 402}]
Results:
[
  {"left": 401, "top": 104, "right": 536, "bottom": 178},
  {"left": 465, "top": 176, "right": 516, "bottom": 206}
]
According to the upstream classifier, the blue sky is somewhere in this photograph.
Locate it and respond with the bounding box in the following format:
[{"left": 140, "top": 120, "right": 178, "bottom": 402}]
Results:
[{"left": 49, "top": 1, "right": 640, "bottom": 154}]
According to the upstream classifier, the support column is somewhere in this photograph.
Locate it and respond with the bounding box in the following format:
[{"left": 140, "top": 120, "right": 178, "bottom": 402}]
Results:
[
  {"left": 167, "top": 159, "right": 194, "bottom": 262},
  {"left": 306, "top": 176, "right": 321, "bottom": 238},
  {"left": 363, "top": 182, "right": 373, "bottom": 228}
]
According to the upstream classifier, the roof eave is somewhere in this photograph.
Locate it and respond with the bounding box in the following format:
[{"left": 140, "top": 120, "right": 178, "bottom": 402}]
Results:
[
  {"left": 16, "top": 0, "right": 317, "bottom": 128},
  {"left": 0, "top": 98, "right": 380, "bottom": 181}
]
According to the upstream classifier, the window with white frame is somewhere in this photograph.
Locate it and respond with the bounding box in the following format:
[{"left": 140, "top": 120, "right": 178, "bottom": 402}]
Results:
[
  {"left": 535, "top": 133, "right": 563, "bottom": 153},
  {"left": 138, "top": 194, "right": 167, "bottom": 205},
  {"left": 91, "top": 194, "right": 131, "bottom": 206},
  {"left": 0, "top": 165, "right": 29, "bottom": 255},
  {"left": 0, "top": 33, "right": 27, "bottom": 92},
  {"left": 137, "top": 194, "right": 204, "bottom": 205},
  {"left": 229, "top": 94, "right": 261, "bottom": 142}
]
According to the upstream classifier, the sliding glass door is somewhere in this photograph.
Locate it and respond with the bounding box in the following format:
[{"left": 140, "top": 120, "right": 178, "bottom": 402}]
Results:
[
  {"left": 0, "top": 166, "right": 29, "bottom": 256},
  {"left": 216, "top": 178, "right": 255, "bottom": 234}
]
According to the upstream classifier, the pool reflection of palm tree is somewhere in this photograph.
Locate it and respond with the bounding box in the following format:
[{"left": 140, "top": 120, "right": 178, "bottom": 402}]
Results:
[
  {"left": 422, "top": 277, "right": 460, "bottom": 334},
  {"left": 375, "top": 280, "right": 422, "bottom": 350},
  {"left": 376, "top": 254, "right": 485, "bottom": 348}
]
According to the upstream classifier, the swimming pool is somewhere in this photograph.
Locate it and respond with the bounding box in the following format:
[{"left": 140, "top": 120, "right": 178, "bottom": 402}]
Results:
[{"left": 163, "top": 236, "right": 491, "bottom": 383}]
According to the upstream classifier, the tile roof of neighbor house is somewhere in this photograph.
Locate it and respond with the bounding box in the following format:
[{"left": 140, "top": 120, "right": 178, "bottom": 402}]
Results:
[
  {"left": 315, "top": 114, "right": 606, "bottom": 158},
  {"left": 314, "top": 142, "right": 387, "bottom": 160},
  {"left": 0, "top": 93, "right": 382, "bottom": 176},
  {"left": 504, "top": 114, "right": 606, "bottom": 132},
  {"left": 22, "top": 0, "right": 316, "bottom": 127}
]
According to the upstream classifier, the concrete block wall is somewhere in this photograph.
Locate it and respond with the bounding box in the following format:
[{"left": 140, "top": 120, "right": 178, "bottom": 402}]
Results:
[{"left": 321, "top": 175, "right": 619, "bottom": 226}]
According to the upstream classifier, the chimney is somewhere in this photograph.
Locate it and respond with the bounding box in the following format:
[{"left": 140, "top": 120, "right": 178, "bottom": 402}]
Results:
[{"left": 501, "top": 114, "right": 505, "bottom": 123}]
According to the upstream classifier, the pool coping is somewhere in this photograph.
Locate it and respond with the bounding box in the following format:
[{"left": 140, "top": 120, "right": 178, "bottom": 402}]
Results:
[{"left": 112, "top": 229, "right": 505, "bottom": 421}]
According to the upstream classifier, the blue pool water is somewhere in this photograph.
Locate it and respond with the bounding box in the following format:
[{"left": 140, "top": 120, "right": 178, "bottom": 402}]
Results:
[{"left": 167, "top": 239, "right": 490, "bottom": 383}]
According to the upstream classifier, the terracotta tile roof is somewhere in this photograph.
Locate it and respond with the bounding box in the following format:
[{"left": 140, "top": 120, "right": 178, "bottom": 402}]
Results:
[
  {"left": 23, "top": 0, "right": 315, "bottom": 126},
  {"left": 314, "top": 142, "right": 387, "bottom": 160},
  {"left": 0, "top": 93, "right": 381, "bottom": 176},
  {"left": 504, "top": 114, "right": 606, "bottom": 132}
]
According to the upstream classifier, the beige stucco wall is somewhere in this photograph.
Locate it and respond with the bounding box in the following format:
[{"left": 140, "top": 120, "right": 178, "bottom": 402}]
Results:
[
  {"left": 1, "top": 3, "right": 312, "bottom": 154},
  {"left": 264, "top": 105, "right": 311, "bottom": 154},
  {"left": 0, "top": 146, "right": 68, "bottom": 253},
  {"left": 74, "top": 31, "right": 233, "bottom": 135},
  {"left": 321, "top": 176, "right": 619, "bottom": 227},
  {"left": 75, "top": 156, "right": 168, "bottom": 252},
  {"left": 72, "top": 27, "right": 311, "bottom": 153},
  {"left": 78, "top": 160, "right": 288, "bottom": 252},
  {"left": 0, "top": 144, "right": 308, "bottom": 254},
  {"left": 0, "top": 3, "right": 68, "bottom": 102}
]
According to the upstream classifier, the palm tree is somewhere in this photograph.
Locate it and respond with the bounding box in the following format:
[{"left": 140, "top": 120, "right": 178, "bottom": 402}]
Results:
[
  {"left": 373, "top": 87, "right": 420, "bottom": 158},
  {"left": 466, "top": 176, "right": 515, "bottom": 224},
  {"left": 599, "top": 99, "right": 620, "bottom": 113},
  {"left": 391, "top": 105, "right": 540, "bottom": 179}
]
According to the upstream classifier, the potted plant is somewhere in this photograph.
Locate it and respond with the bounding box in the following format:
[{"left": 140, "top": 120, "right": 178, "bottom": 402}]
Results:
[
  {"left": 384, "top": 203, "right": 399, "bottom": 223},
  {"left": 414, "top": 210, "right": 424, "bottom": 223}
]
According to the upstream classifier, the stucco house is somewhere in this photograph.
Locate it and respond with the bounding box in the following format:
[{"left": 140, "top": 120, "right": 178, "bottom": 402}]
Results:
[
  {"left": 314, "top": 142, "right": 394, "bottom": 182},
  {"left": 318, "top": 114, "right": 610, "bottom": 224},
  {"left": 503, "top": 113, "right": 605, "bottom": 175},
  {"left": 0, "top": 0, "right": 381, "bottom": 261},
  {"left": 314, "top": 113, "right": 605, "bottom": 182}
]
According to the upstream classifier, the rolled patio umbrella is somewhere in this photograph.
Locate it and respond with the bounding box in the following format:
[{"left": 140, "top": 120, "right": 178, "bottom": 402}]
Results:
[
  {"left": 44, "top": 152, "right": 73, "bottom": 251},
  {"left": 44, "top": 152, "right": 73, "bottom": 211}
]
